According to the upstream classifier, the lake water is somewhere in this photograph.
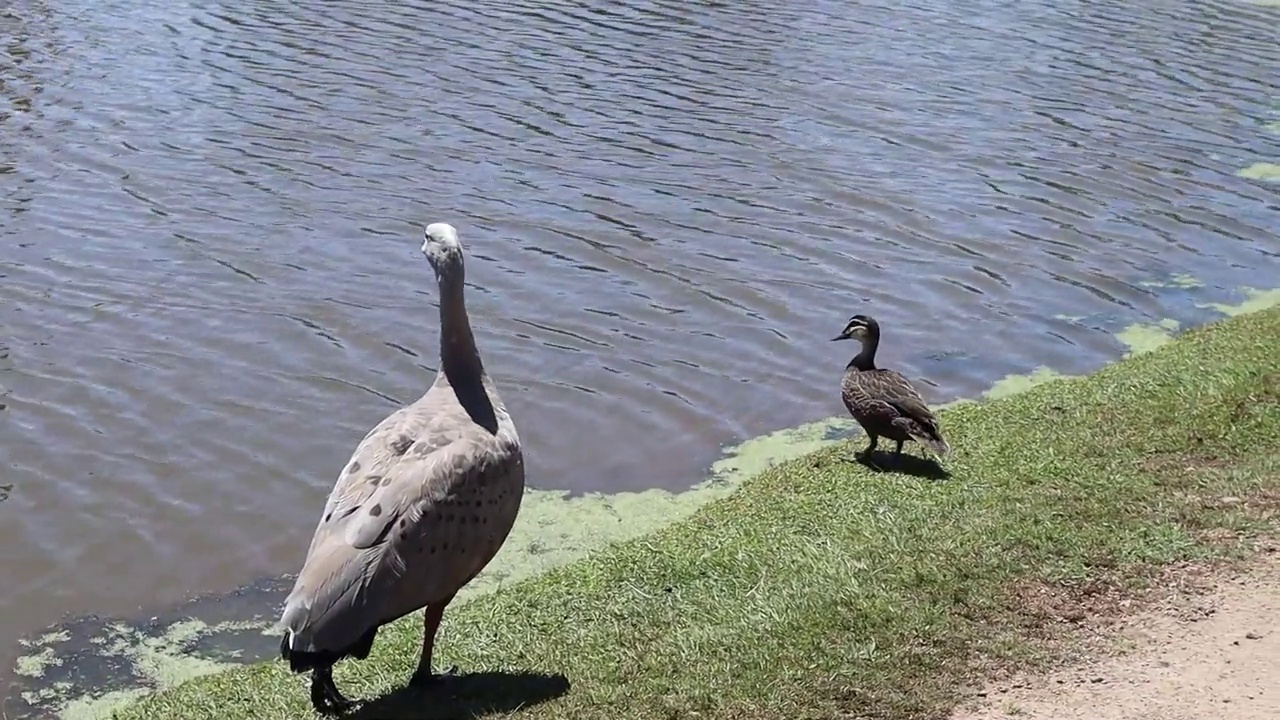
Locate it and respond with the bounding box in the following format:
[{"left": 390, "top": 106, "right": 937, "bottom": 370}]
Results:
[{"left": 2, "top": 0, "right": 1278, "bottom": 705}]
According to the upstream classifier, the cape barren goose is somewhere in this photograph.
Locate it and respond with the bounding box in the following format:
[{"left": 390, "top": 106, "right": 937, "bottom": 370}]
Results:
[
  {"left": 279, "top": 222, "right": 525, "bottom": 715},
  {"left": 831, "top": 314, "right": 950, "bottom": 466}
]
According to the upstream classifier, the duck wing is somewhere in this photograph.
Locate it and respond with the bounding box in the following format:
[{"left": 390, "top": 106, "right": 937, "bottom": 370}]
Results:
[
  {"left": 870, "top": 370, "right": 938, "bottom": 428},
  {"left": 844, "top": 367, "right": 947, "bottom": 448},
  {"left": 870, "top": 369, "right": 949, "bottom": 454}
]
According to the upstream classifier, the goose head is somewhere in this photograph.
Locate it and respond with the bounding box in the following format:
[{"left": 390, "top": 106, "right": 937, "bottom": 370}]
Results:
[{"left": 422, "top": 222, "right": 465, "bottom": 281}]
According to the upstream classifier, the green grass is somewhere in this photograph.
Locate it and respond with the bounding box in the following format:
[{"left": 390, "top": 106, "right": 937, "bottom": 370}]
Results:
[{"left": 116, "top": 308, "right": 1280, "bottom": 720}]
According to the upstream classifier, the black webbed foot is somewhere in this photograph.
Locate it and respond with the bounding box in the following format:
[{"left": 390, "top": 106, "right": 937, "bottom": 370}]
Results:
[{"left": 310, "top": 668, "right": 354, "bottom": 716}]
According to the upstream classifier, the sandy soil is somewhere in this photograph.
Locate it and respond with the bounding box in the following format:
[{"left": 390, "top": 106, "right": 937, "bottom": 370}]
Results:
[{"left": 954, "top": 552, "right": 1280, "bottom": 720}]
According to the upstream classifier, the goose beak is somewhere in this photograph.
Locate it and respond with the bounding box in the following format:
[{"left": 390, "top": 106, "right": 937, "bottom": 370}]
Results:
[{"left": 831, "top": 335, "right": 846, "bottom": 341}]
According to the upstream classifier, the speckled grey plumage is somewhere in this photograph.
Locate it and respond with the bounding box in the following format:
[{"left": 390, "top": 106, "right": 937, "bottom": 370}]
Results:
[
  {"left": 278, "top": 222, "right": 523, "bottom": 714},
  {"left": 833, "top": 314, "right": 950, "bottom": 462},
  {"left": 282, "top": 375, "right": 523, "bottom": 650}
]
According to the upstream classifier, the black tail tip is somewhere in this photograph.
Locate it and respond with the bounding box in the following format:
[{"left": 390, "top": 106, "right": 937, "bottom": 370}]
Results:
[
  {"left": 280, "top": 634, "right": 311, "bottom": 673},
  {"left": 281, "top": 636, "right": 339, "bottom": 674}
]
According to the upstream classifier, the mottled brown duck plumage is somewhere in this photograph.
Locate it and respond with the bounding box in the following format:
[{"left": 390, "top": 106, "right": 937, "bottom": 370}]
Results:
[
  {"left": 832, "top": 314, "right": 949, "bottom": 464},
  {"left": 278, "top": 223, "right": 524, "bottom": 715}
]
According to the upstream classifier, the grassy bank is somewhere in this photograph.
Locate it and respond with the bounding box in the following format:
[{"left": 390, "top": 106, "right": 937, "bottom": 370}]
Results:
[{"left": 116, "top": 308, "right": 1280, "bottom": 720}]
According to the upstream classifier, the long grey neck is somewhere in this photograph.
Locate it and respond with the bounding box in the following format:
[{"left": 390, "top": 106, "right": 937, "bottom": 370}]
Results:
[
  {"left": 436, "top": 267, "right": 484, "bottom": 387},
  {"left": 847, "top": 336, "right": 878, "bottom": 372},
  {"left": 434, "top": 265, "right": 501, "bottom": 435}
]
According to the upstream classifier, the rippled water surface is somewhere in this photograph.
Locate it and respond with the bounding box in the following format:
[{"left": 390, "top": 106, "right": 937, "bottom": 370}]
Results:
[{"left": 2, "top": 0, "right": 1279, "bottom": 689}]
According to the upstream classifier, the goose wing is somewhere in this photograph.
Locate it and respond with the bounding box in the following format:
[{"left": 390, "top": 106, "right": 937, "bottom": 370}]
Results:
[{"left": 281, "top": 391, "right": 504, "bottom": 651}]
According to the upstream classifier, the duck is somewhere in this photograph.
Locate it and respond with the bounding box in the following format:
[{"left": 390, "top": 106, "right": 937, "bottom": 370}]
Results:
[
  {"left": 278, "top": 222, "right": 525, "bottom": 715},
  {"left": 831, "top": 314, "right": 950, "bottom": 466}
]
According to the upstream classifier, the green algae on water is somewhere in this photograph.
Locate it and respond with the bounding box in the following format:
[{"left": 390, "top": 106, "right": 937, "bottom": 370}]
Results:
[
  {"left": 1237, "top": 163, "right": 1280, "bottom": 182},
  {"left": 1139, "top": 273, "right": 1203, "bottom": 290},
  {"left": 61, "top": 689, "right": 151, "bottom": 720},
  {"left": 982, "top": 367, "right": 1069, "bottom": 401},
  {"left": 1115, "top": 318, "right": 1181, "bottom": 357},
  {"left": 14, "top": 645, "right": 61, "bottom": 678},
  {"left": 1198, "top": 287, "right": 1280, "bottom": 317}
]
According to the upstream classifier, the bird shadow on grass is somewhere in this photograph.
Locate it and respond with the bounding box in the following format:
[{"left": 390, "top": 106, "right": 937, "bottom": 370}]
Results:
[
  {"left": 347, "top": 671, "right": 570, "bottom": 720},
  {"left": 853, "top": 451, "right": 951, "bottom": 481}
]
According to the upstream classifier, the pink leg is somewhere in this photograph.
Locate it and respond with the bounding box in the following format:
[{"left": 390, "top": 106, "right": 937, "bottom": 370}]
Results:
[{"left": 409, "top": 593, "right": 457, "bottom": 688}]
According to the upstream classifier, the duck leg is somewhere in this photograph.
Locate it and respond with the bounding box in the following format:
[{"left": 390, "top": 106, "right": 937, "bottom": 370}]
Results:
[
  {"left": 409, "top": 593, "right": 460, "bottom": 689},
  {"left": 893, "top": 439, "right": 905, "bottom": 461},
  {"left": 854, "top": 433, "right": 883, "bottom": 468},
  {"left": 859, "top": 433, "right": 879, "bottom": 459},
  {"left": 856, "top": 434, "right": 887, "bottom": 470},
  {"left": 310, "top": 666, "right": 353, "bottom": 716}
]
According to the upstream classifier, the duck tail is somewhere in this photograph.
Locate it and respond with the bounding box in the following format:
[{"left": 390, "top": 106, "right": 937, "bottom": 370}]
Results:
[{"left": 913, "top": 429, "right": 951, "bottom": 458}]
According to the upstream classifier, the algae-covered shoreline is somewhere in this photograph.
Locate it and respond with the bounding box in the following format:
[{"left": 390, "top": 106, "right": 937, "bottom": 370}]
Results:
[{"left": 95, "top": 302, "right": 1280, "bottom": 720}]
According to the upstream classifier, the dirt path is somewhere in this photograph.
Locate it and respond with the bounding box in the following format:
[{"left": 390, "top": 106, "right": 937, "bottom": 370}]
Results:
[{"left": 954, "top": 553, "right": 1280, "bottom": 720}]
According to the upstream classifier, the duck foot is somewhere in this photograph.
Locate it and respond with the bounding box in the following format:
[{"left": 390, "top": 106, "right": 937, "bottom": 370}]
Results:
[
  {"left": 855, "top": 451, "right": 885, "bottom": 470},
  {"left": 409, "top": 665, "right": 460, "bottom": 690}
]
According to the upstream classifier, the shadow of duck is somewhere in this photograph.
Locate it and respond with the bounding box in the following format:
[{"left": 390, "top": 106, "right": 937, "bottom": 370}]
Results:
[{"left": 855, "top": 452, "right": 951, "bottom": 481}]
